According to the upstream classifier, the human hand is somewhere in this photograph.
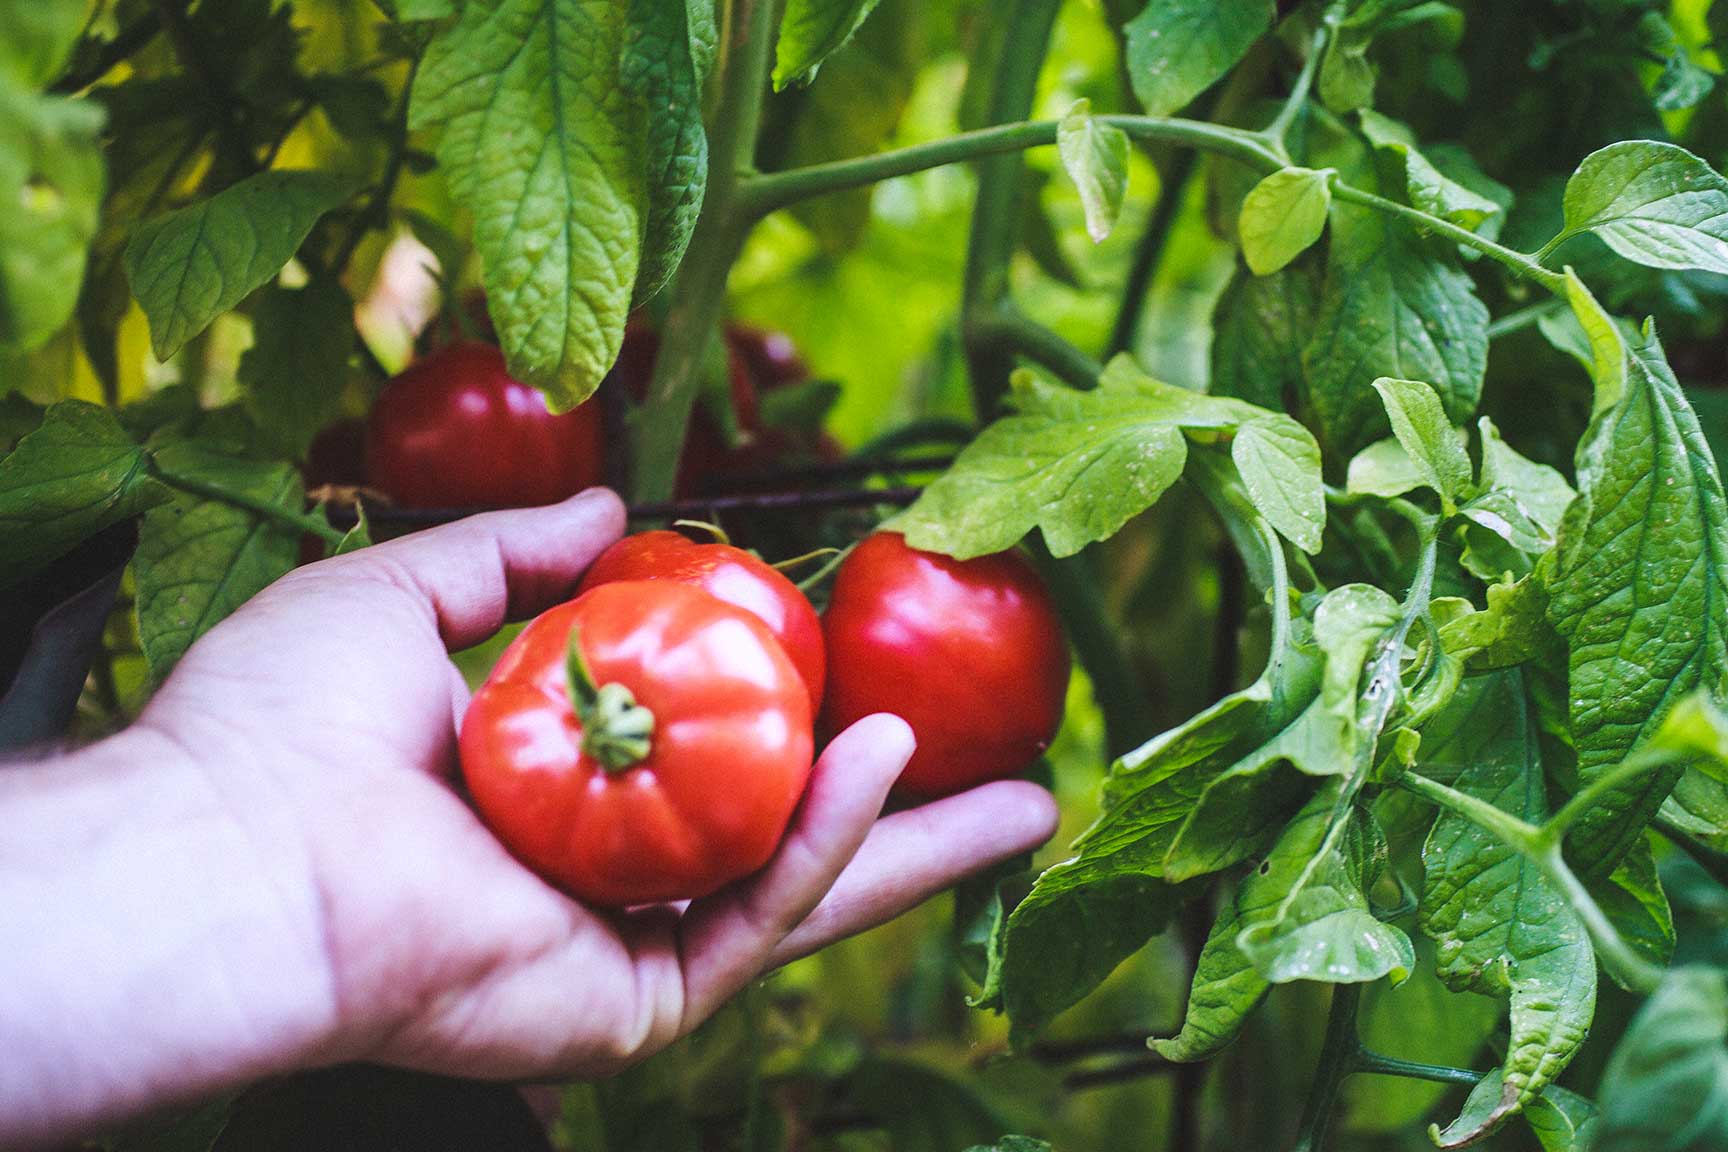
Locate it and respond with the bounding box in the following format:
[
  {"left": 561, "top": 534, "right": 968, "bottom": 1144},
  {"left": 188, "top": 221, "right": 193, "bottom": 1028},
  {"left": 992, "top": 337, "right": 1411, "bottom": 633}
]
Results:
[{"left": 136, "top": 489, "right": 1060, "bottom": 1082}]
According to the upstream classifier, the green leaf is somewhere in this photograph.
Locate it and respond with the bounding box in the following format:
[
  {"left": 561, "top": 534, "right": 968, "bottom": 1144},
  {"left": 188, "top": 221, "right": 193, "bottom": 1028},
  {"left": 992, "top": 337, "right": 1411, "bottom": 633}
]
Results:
[
  {"left": 237, "top": 279, "right": 354, "bottom": 459},
  {"left": 999, "top": 594, "right": 1319, "bottom": 1034},
  {"left": 1302, "top": 198, "right": 1488, "bottom": 455},
  {"left": 623, "top": 0, "right": 707, "bottom": 301},
  {"left": 1560, "top": 142, "right": 1728, "bottom": 275},
  {"left": 410, "top": 0, "right": 645, "bottom": 411},
  {"left": 1546, "top": 323, "right": 1728, "bottom": 878},
  {"left": 1235, "top": 782, "right": 1414, "bottom": 985},
  {"left": 1357, "top": 110, "right": 1500, "bottom": 230},
  {"left": 1439, "top": 1073, "right": 1599, "bottom": 1152},
  {"left": 0, "top": 0, "right": 86, "bottom": 88},
  {"left": 1318, "top": 27, "right": 1375, "bottom": 113},
  {"left": 1231, "top": 417, "right": 1325, "bottom": 555},
  {"left": 992, "top": 865, "right": 1182, "bottom": 1035},
  {"left": 0, "top": 84, "right": 104, "bottom": 353},
  {"left": 136, "top": 443, "right": 303, "bottom": 679},
  {"left": 684, "top": 0, "right": 717, "bottom": 91},
  {"left": 1152, "top": 882, "right": 1266, "bottom": 1061},
  {"left": 123, "top": 170, "right": 354, "bottom": 362},
  {"left": 1476, "top": 417, "right": 1574, "bottom": 538},
  {"left": 1160, "top": 787, "right": 1415, "bottom": 1061},
  {"left": 335, "top": 503, "right": 372, "bottom": 556},
  {"left": 1370, "top": 377, "right": 1472, "bottom": 509},
  {"left": 900, "top": 359, "right": 1322, "bottom": 560},
  {"left": 1437, "top": 575, "right": 1559, "bottom": 672},
  {"left": 1239, "top": 168, "right": 1332, "bottom": 276},
  {"left": 1522, "top": 1082, "right": 1599, "bottom": 1152},
  {"left": 1588, "top": 834, "right": 1674, "bottom": 982},
  {"left": 1345, "top": 438, "right": 1424, "bottom": 501},
  {"left": 1056, "top": 99, "right": 1129, "bottom": 244},
  {"left": 964, "top": 1139, "right": 1051, "bottom": 1152},
  {"left": 1122, "top": 0, "right": 1273, "bottom": 117},
  {"left": 772, "top": 0, "right": 883, "bottom": 89},
  {"left": 1654, "top": 48, "right": 1715, "bottom": 112},
  {"left": 0, "top": 400, "right": 169, "bottom": 588},
  {"left": 1593, "top": 968, "right": 1728, "bottom": 1151},
  {"left": 1557, "top": 270, "right": 1628, "bottom": 416},
  {"left": 1421, "top": 671, "right": 1596, "bottom": 1144},
  {"left": 1210, "top": 258, "right": 1318, "bottom": 411},
  {"left": 1165, "top": 585, "right": 1399, "bottom": 881}
]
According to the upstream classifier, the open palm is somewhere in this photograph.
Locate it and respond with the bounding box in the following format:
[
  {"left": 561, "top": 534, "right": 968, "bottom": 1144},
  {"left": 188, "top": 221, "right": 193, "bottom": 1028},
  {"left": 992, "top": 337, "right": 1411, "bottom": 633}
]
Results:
[{"left": 138, "top": 489, "right": 1059, "bottom": 1080}]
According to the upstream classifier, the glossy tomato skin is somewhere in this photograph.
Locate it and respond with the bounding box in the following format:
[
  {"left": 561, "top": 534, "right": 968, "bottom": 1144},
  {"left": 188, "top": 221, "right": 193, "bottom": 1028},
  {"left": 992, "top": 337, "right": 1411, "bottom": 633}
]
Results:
[
  {"left": 365, "top": 342, "right": 604, "bottom": 508},
  {"left": 821, "top": 532, "right": 1068, "bottom": 798},
  {"left": 460, "top": 581, "right": 814, "bottom": 907},
  {"left": 577, "top": 530, "right": 825, "bottom": 712}
]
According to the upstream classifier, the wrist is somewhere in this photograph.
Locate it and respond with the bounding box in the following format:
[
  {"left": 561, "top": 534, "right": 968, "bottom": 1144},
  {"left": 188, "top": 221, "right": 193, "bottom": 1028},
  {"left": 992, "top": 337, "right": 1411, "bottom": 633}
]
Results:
[{"left": 0, "top": 724, "right": 340, "bottom": 1146}]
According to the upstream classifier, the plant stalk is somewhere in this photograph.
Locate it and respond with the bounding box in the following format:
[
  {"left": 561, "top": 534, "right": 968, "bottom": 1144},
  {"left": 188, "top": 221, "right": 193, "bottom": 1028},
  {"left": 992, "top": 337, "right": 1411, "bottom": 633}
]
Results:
[
  {"left": 629, "top": 0, "right": 780, "bottom": 502},
  {"left": 1292, "top": 983, "right": 1362, "bottom": 1152}
]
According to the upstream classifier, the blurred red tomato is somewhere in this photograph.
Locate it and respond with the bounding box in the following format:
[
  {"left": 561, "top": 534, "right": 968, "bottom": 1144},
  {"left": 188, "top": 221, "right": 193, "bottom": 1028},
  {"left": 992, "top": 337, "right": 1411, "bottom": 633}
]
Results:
[{"left": 365, "top": 342, "right": 603, "bottom": 508}]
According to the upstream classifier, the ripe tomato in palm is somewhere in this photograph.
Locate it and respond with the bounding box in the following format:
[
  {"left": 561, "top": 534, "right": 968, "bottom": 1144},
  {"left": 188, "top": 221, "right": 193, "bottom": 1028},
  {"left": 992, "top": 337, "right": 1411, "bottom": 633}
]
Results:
[
  {"left": 820, "top": 532, "right": 1068, "bottom": 798},
  {"left": 577, "top": 530, "right": 825, "bottom": 712},
  {"left": 365, "top": 341, "right": 603, "bottom": 508},
  {"left": 460, "top": 581, "right": 814, "bottom": 907}
]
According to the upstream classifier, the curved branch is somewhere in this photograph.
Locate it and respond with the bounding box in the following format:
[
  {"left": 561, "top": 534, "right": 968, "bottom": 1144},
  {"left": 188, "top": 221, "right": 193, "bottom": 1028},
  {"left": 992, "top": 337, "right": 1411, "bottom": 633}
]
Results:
[{"left": 739, "top": 117, "right": 1284, "bottom": 218}]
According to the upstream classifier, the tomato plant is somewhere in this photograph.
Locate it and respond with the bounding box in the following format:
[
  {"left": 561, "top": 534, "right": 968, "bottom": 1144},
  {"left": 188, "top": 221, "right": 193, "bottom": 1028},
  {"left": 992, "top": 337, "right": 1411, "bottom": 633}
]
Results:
[
  {"left": 821, "top": 532, "right": 1067, "bottom": 798},
  {"left": 577, "top": 528, "right": 826, "bottom": 712},
  {"left": 11, "top": 0, "right": 1728, "bottom": 1147},
  {"left": 460, "top": 580, "right": 813, "bottom": 907}
]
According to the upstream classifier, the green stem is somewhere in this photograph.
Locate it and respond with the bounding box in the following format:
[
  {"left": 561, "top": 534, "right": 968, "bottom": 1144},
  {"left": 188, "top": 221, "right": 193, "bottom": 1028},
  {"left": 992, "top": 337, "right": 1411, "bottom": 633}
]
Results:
[
  {"left": 565, "top": 623, "right": 655, "bottom": 771},
  {"left": 1292, "top": 983, "right": 1362, "bottom": 1152},
  {"left": 964, "top": 309, "right": 1104, "bottom": 390},
  {"left": 152, "top": 465, "right": 346, "bottom": 546},
  {"left": 1350, "top": 1050, "right": 1484, "bottom": 1088},
  {"left": 1263, "top": 21, "right": 1328, "bottom": 151},
  {"left": 1399, "top": 772, "right": 1665, "bottom": 995},
  {"left": 629, "top": 0, "right": 780, "bottom": 502},
  {"left": 1538, "top": 744, "right": 1683, "bottom": 850},
  {"left": 1486, "top": 299, "right": 1566, "bottom": 342},
  {"left": 740, "top": 116, "right": 1283, "bottom": 219},
  {"left": 1539, "top": 844, "right": 1665, "bottom": 995},
  {"left": 960, "top": 0, "right": 1062, "bottom": 418},
  {"left": 1329, "top": 181, "right": 1568, "bottom": 294},
  {"left": 1399, "top": 770, "right": 1545, "bottom": 852},
  {"left": 1534, "top": 231, "right": 1573, "bottom": 265}
]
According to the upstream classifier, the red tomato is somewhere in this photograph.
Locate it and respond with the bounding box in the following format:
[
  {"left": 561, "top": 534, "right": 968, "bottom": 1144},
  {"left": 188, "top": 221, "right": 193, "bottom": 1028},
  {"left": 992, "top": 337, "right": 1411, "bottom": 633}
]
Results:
[
  {"left": 577, "top": 530, "right": 825, "bottom": 712},
  {"left": 365, "top": 342, "right": 604, "bottom": 508},
  {"left": 460, "top": 581, "right": 814, "bottom": 906},
  {"left": 820, "top": 532, "right": 1069, "bottom": 798}
]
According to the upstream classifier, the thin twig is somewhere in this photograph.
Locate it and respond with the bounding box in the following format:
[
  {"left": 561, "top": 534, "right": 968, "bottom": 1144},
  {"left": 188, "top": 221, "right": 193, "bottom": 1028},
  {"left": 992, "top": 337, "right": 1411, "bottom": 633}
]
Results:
[{"left": 330, "top": 486, "right": 925, "bottom": 531}]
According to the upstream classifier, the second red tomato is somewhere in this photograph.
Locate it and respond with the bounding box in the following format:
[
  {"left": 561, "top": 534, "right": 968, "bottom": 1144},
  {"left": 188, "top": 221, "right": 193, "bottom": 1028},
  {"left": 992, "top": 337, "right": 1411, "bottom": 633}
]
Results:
[
  {"left": 821, "top": 532, "right": 1069, "bottom": 798},
  {"left": 577, "top": 530, "right": 826, "bottom": 713}
]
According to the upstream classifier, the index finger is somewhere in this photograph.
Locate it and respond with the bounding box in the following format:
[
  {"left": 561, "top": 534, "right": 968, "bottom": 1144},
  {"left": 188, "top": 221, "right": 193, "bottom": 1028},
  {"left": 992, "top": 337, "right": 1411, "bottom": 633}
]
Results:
[{"left": 327, "top": 488, "right": 626, "bottom": 651}]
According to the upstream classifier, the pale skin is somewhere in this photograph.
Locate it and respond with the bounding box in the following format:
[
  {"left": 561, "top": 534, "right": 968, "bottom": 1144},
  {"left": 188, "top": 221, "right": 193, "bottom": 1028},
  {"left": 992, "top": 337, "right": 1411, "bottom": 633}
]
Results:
[{"left": 0, "top": 489, "right": 1060, "bottom": 1147}]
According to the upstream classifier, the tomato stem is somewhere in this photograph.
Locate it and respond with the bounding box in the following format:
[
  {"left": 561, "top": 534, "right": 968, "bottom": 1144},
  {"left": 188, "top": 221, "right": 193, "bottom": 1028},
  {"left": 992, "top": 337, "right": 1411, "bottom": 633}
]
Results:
[
  {"left": 672, "top": 518, "right": 732, "bottom": 546},
  {"left": 565, "top": 624, "right": 654, "bottom": 772}
]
